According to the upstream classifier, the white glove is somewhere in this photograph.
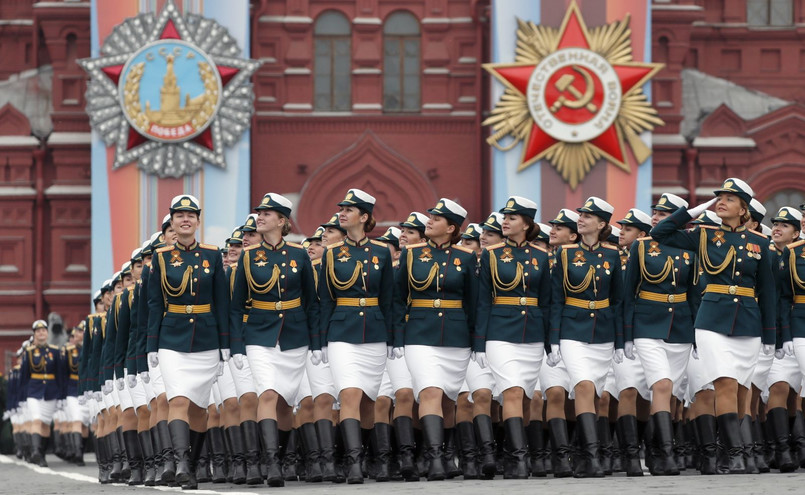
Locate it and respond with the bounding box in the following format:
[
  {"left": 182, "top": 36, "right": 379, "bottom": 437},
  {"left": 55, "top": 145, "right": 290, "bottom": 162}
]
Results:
[
  {"left": 232, "top": 353, "right": 244, "bottom": 370},
  {"left": 139, "top": 371, "right": 150, "bottom": 384},
  {"left": 775, "top": 348, "right": 785, "bottom": 360},
  {"left": 393, "top": 347, "right": 405, "bottom": 359},
  {"left": 321, "top": 346, "right": 329, "bottom": 364},
  {"left": 692, "top": 347, "right": 699, "bottom": 360},
  {"left": 473, "top": 351, "right": 488, "bottom": 369},
  {"left": 220, "top": 349, "right": 231, "bottom": 362},
  {"left": 126, "top": 374, "right": 137, "bottom": 388},
  {"left": 624, "top": 341, "right": 635, "bottom": 360},
  {"left": 2, "top": 412, "right": 9, "bottom": 421},
  {"left": 387, "top": 346, "right": 394, "bottom": 359},
  {"left": 56, "top": 400, "right": 65, "bottom": 410},
  {"left": 613, "top": 349, "right": 624, "bottom": 364},
  {"left": 784, "top": 341, "right": 795, "bottom": 357},
  {"left": 102, "top": 381, "right": 113, "bottom": 395},
  {"left": 310, "top": 350, "right": 322, "bottom": 365},
  {"left": 687, "top": 198, "right": 717, "bottom": 219},
  {"left": 546, "top": 344, "right": 561, "bottom": 367},
  {"left": 93, "top": 391, "right": 102, "bottom": 401},
  {"left": 148, "top": 352, "right": 159, "bottom": 367},
  {"left": 116, "top": 377, "right": 125, "bottom": 390},
  {"left": 762, "top": 344, "right": 774, "bottom": 356},
  {"left": 78, "top": 395, "right": 87, "bottom": 406},
  {"left": 217, "top": 361, "right": 225, "bottom": 376}
]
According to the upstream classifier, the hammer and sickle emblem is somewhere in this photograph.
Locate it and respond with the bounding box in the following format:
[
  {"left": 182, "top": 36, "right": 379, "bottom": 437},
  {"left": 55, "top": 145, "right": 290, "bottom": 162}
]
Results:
[{"left": 550, "top": 65, "right": 597, "bottom": 114}]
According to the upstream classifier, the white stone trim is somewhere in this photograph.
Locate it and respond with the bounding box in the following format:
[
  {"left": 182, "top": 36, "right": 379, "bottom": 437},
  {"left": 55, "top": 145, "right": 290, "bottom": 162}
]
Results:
[
  {"left": 652, "top": 134, "right": 687, "bottom": 146},
  {"left": 282, "top": 103, "right": 313, "bottom": 111},
  {"left": 352, "top": 68, "right": 381, "bottom": 75},
  {"left": 451, "top": 111, "right": 476, "bottom": 116},
  {"left": 424, "top": 68, "right": 450, "bottom": 75},
  {"left": 44, "top": 185, "right": 91, "bottom": 196},
  {"left": 458, "top": 57, "right": 477, "bottom": 64},
  {"left": 285, "top": 68, "right": 311, "bottom": 75},
  {"left": 422, "top": 103, "right": 453, "bottom": 110},
  {"left": 0, "top": 186, "right": 35, "bottom": 197},
  {"left": 352, "top": 103, "right": 382, "bottom": 110},
  {"left": 353, "top": 17, "right": 382, "bottom": 25},
  {"left": 43, "top": 288, "right": 91, "bottom": 295},
  {"left": 692, "top": 136, "right": 756, "bottom": 148},
  {"left": 33, "top": 1, "right": 89, "bottom": 7},
  {"left": 0, "top": 19, "right": 33, "bottom": 26},
  {"left": 259, "top": 15, "right": 313, "bottom": 24},
  {"left": 422, "top": 17, "right": 473, "bottom": 24},
  {"left": 48, "top": 132, "right": 92, "bottom": 145},
  {"left": 458, "top": 96, "right": 477, "bottom": 103},
  {"left": 0, "top": 136, "right": 39, "bottom": 147}
]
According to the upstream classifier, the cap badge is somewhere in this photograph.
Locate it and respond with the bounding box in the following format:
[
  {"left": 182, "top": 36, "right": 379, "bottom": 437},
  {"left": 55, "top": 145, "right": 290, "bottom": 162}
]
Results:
[
  {"left": 659, "top": 196, "right": 667, "bottom": 205},
  {"left": 407, "top": 215, "right": 416, "bottom": 223},
  {"left": 506, "top": 199, "right": 515, "bottom": 208},
  {"left": 584, "top": 200, "right": 593, "bottom": 208},
  {"left": 180, "top": 198, "right": 191, "bottom": 207},
  {"left": 262, "top": 196, "right": 270, "bottom": 205},
  {"left": 723, "top": 180, "right": 734, "bottom": 190},
  {"left": 781, "top": 210, "right": 788, "bottom": 217}
]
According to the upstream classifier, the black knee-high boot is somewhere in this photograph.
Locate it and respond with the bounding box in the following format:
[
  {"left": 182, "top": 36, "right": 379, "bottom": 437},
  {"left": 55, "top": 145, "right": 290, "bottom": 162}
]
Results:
[
  {"left": 123, "top": 430, "right": 144, "bottom": 485},
  {"left": 651, "top": 412, "right": 680, "bottom": 476},
  {"left": 194, "top": 435, "right": 211, "bottom": 483},
  {"left": 443, "top": 426, "right": 462, "bottom": 479},
  {"left": 695, "top": 414, "right": 717, "bottom": 475},
  {"left": 503, "top": 417, "right": 529, "bottom": 479},
  {"left": 739, "top": 415, "right": 758, "bottom": 474},
  {"left": 716, "top": 413, "right": 746, "bottom": 474},
  {"left": 179, "top": 429, "right": 206, "bottom": 490},
  {"left": 299, "top": 422, "right": 323, "bottom": 482},
  {"left": 457, "top": 421, "right": 479, "bottom": 479},
  {"left": 789, "top": 410, "right": 805, "bottom": 468},
  {"left": 547, "top": 418, "right": 573, "bottom": 478},
  {"left": 281, "top": 427, "right": 300, "bottom": 481},
  {"left": 751, "top": 418, "right": 770, "bottom": 472},
  {"left": 373, "top": 423, "right": 392, "bottom": 482},
  {"left": 226, "top": 425, "right": 247, "bottom": 484},
  {"left": 768, "top": 407, "right": 797, "bottom": 472},
  {"left": 117, "top": 427, "right": 130, "bottom": 479},
  {"left": 98, "top": 435, "right": 111, "bottom": 484},
  {"left": 673, "top": 419, "right": 687, "bottom": 471},
  {"left": 31, "top": 433, "right": 49, "bottom": 467},
  {"left": 421, "top": 415, "right": 445, "bottom": 481},
  {"left": 340, "top": 419, "right": 365, "bottom": 484},
  {"left": 393, "top": 417, "right": 418, "bottom": 480},
  {"left": 108, "top": 431, "right": 123, "bottom": 480},
  {"left": 597, "top": 417, "right": 613, "bottom": 475},
  {"left": 72, "top": 432, "right": 85, "bottom": 466},
  {"left": 206, "top": 427, "right": 227, "bottom": 483},
  {"left": 240, "top": 421, "right": 262, "bottom": 485},
  {"left": 616, "top": 415, "right": 643, "bottom": 477},
  {"left": 473, "top": 415, "right": 496, "bottom": 478},
  {"left": 315, "top": 419, "right": 337, "bottom": 482},
  {"left": 526, "top": 420, "right": 547, "bottom": 477},
  {"left": 168, "top": 420, "right": 192, "bottom": 484},
  {"left": 573, "top": 413, "right": 603, "bottom": 478},
  {"left": 139, "top": 430, "right": 157, "bottom": 486},
  {"left": 151, "top": 427, "right": 165, "bottom": 485},
  {"left": 156, "top": 420, "right": 176, "bottom": 483},
  {"left": 258, "top": 419, "right": 284, "bottom": 487}
]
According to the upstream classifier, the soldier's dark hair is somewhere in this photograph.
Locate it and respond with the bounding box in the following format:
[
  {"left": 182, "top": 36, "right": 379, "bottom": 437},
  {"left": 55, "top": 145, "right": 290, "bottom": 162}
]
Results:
[
  {"left": 598, "top": 221, "right": 612, "bottom": 243},
  {"left": 447, "top": 219, "right": 462, "bottom": 244},
  {"left": 523, "top": 216, "right": 540, "bottom": 242},
  {"left": 739, "top": 199, "right": 752, "bottom": 225},
  {"left": 361, "top": 210, "right": 377, "bottom": 233},
  {"left": 278, "top": 213, "right": 292, "bottom": 237}
]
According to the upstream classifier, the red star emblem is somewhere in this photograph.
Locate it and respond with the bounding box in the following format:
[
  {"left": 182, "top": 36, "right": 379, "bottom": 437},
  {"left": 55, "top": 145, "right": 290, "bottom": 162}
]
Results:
[
  {"left": 483, "top": 2, "right": 663, "bottom": 187},
  {"left": 97, "top": 19, "right": 241, "bottom": 152}
]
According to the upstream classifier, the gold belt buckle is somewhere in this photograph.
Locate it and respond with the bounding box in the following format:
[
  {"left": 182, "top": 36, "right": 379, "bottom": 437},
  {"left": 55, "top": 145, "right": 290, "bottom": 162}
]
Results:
[
  {"left": 359, "top": 298, "right": 366, "bottom": 307},
  {"left": 588, "top": 301, "right": 596, "bottom": 310},
  {"left": 275, "top": 301, "right": 283, "bottom": 311},
  {"left": 667, "top": 294, "right": 676, "bottom": 303},
  {"left": 185, "top": 305, "right": 193, "bottom": 314},
  {"left": 728, "top": 285, "right": 737, "bottom": 295},
  {"left": 519, "top": 297, "right": 527, "bottom": 306},
  {"left": 433, "top": 299, "right": 442, "bottom": 308}
]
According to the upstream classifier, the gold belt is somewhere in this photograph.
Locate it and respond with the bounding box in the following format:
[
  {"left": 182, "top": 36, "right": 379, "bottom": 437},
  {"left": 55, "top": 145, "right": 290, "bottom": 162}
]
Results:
[
  {"left": 565, "top": 297, "right": 610, "bottom": 310},
  {"left": 167, "top": 304, "right": 211, "bottom": 314},
  {"left": 251, "top": 298, "right": 302, "bottom": 311},
  {"left": 794, "top": 295, "right": 805, "bottom": 304},
  {"left": 410, "top": 299, "right": 463, "bottom": 309},
  {"left": 493, "top": 296, "right": 539, "bottom": 307},
  {"left": 31, "top": 373, "right": 55, "bottom": 380},
  {"left": 70, "top": 373, "right": 79, "bottom": 380},
  {"left": 638, "top": 291, "right": 687, "bottom": 304},
  {"left": 704, "top": 284, "right": 754, "bottom": 298},
  {"left": 337, "top": 297, "right": 379, "bottom": 307}
]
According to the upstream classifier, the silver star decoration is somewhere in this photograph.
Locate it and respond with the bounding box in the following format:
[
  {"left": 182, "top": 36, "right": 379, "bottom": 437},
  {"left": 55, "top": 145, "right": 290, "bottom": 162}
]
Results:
[{"left": 78, "top": 0, "right": 261, "bottom": 177}]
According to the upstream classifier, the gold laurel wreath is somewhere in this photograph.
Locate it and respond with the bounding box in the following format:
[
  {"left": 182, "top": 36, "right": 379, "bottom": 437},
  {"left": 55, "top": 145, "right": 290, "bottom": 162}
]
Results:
[
  {"left": 123, "top": 61, "right": 221, "bottom": 134},
  {"left": 484, "top": 15, "right": 664, "bottom": 190}
]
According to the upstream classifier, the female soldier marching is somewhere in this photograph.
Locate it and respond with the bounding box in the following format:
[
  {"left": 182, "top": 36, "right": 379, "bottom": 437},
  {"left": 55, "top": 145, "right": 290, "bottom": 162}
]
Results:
[{"left": 147, "top": 195, "right": 230, "bottom": 489}]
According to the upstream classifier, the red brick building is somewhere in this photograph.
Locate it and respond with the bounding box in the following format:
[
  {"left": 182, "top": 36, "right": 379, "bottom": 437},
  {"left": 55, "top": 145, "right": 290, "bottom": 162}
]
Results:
[{"left": 1, "top": 0, "right": 805, "bottom": 371}]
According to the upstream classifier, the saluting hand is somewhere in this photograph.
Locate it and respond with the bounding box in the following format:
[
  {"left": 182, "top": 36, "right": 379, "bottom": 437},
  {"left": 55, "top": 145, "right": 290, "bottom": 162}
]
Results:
[{"left": 687, "top": 198, "right": 717, "bottom": 218}]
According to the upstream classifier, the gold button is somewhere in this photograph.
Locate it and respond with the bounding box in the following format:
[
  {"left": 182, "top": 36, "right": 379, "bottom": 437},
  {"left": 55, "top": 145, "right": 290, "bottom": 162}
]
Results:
[
  {"left": 359, "top": 312, "right": 364, "bottom": 316},
  {"left": 671, "top": 282, "right": 676, "bottom": 286},
  {"left": 438, "top": 312, "right": 443, "bottom": 317},
  {"left": 525, "top": 249, "right": 530, "bottom": 254},
  {"left": 674, "top": 268, "right": 678, "bottom": 272},
  {"left": 195, "top": 253, "right": 200, "bottom": 257},
  {"left": 590, "top": 313, "right": 595, "bottom": 317},
  {"left": 275, "top": 302, "right": 283, "bottom": 310},
  {"left": 278, "top": 313, "right": 283, "bottom": 318},
  {"left": 588, "top": 301, "right": 596, "bottom": 310},
  {"left": 728, "top": 285, "right": 737, "bottom": 295},
  {"left": 189, "top": 318, "right": 195, "bottom": 323},
  {"left": 442, "top": 262, "right": 447, "bottom": 266},
  {"left": 737, "top": 258, "right": 742, "bottom": 263},
  {"left": 365, "top": 248, "right": 370, "bottom": 252},
  {"left": 519, "top": 297, "right": 527, "bottom": 306},
  {"left": 667, "top": 294, "right": 676, "bottom": 303},
  {"left": 185, "top": 305, "right": 193, "bottom": 314},
  {"left": 598, "top": 254, "right": 603, "bottom": 258},
  {"left": 521, "top": 310, "right": 526, "bottom": 315},
  {"left": 281, "top": 275, "right": 285, "bottom": 279},
  {"left": 281, "top": 288, "right": 285, "bottom": 292},
  {"left": 439, "top": 274, "right": 444, "bottom": 278},
  {"left": 445, "top": 250, "right": 450, "bottom": 254},
  {"left": 739, "top": 246, "right": 744, "bottom": 250},
  {"left": 596, "top": 265, "right": 601, "bottom": 268},
  {"left": 524, "top": 272, "right": 529, "bottom": 276},
  {"left": 667, "top": 308, "right": 672, "bottom": 313},
  {"left": 194, "top": 265, "right": 199, "bottom": 268},
  {"left": 359, "top": 298, "right": 367, "bottom": 307},
  {"left": 434, "top": 299, "right": 442, "bottom": 308},
  {"left": 193, "top": 278, "right": 198, "bottom": 282},
  {"left": 525, "top": 261, "right": 530, "bottom": 265},
  {"left": 735, "top": 271, "right": 741, "bottom": 276},
  {"left": 733, "top": 298, "right": 739, "bottom": 303},
  {"left": 675, "top": 256, "right": 679, "bottom": 260},
  {"left": 363, "top": 272, "right": 368, "bottom": 276},
  {"left": 282, "top": 251, "right": 287, "bottom": 255},
  {"left": 596, "top": 277, "right": 600, "bottom": 281},
  {"left": 741, "top": 234, "right": 746, "bottom": 239},
  {"left": 282, "top": 263, "right": 286, "bottom": 267}
]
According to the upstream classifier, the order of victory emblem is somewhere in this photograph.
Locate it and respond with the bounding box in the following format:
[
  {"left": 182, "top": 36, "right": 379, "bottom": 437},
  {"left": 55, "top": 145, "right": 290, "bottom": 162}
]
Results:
[
  {"left": 78, "top": 0, "right": 261, "bottom": 177},
  {"left": 483, "top": 1, "right": 664, "bottom": 189}
]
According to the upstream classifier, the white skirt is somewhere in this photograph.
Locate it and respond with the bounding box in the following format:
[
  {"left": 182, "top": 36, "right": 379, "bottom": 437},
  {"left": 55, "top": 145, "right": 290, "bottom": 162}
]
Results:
[
  {"left": 378, "top": 369, "right": 394, "bottom": 399},
  {"left": 122, "top": 370, "right": 148, "bottom": 410},
  {"left": 148, "top": 359, "right": 166, "bottom": 397},
  {"left": 539, "top": 349, "right": 571, "bottom": 395},
  {"left": 634, "top": 338, "right": 692, "bottom": 399},
  {"left": 466, "top": 357, "right": 495, "bottom": 394},
  {"left": 560, "top": 340, "right": 613, "bottom": 399},
  {"left": 328, "top": 341, "right": 386, "bottom": 401},
  {"left": 246, "top": 344, "right": 308, "bottom": 404},
  {"left": 65, "top": 396, "right": 89, "bottom": 425},
  {"left": 215, "top": 361, "right": 238, "bottom": 403},
  {"left": 386, "top": 354, "right": 413, "bottom": 393},
  {"left": 405, "top": 345, "right": 471, "bottom": 402},
  {"left": 767, "top": 353, "right": 802, "bottom": 392},
  {"left": 158, "top": 348, "right": 219, "bottom": 408},
  {"left": 487, "top": 341, "right": 543, "bottom": 399},
  {"left": 603, "top": 365, "right": 617, "bottom": 398},
  {"left": 686, "top": 347, "right": 714, "bottom": 401},
  {"left": 751, "top": 351, "right": 774, "bottom": 391},
  {"left": 306, "top": 357, "right": 337, "bottom": 401},
  {"left": 294, "top": 368, "right": 313, "bottom": 406},
  {"left": 102, "top": 389, "right": 114, "bottom": 410},
  {"left": 228, "top": 355, "right": 257, "bottom": 397},
  {"left": 27, "top": 398, "right": 56, "bottom": 423},
  {"left": 792, "top": 338, "right": 805, "bottom": 378},
  {"left": 695, "top": 329, "right": 761, "bottom": 389}
]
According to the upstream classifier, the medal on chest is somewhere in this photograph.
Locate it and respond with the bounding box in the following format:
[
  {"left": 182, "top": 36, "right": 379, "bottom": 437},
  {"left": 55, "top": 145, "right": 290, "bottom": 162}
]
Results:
[
  {"left": 372, "top": 256, "right": 379, "bottom": 270},
  {"left": 683, "top": 252, "right": 690, "bottom": 265},
  {"left": 454, "top": 257, "right": 462, "bottom": 272},
  {"left": 531, "top": 258, "right": 539, "bottom": 270},
  {"left": 290, "top": 259, "right": 298, "bottom": 273},
  {"left": 202, "top": 259, "right": 210, "bottom": 273},
  {"left": 170, "top": 250, "right": 183, "bottom": 268},
  {"left": 603, "top": 261, "right": 611, "bottom": 275}
]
